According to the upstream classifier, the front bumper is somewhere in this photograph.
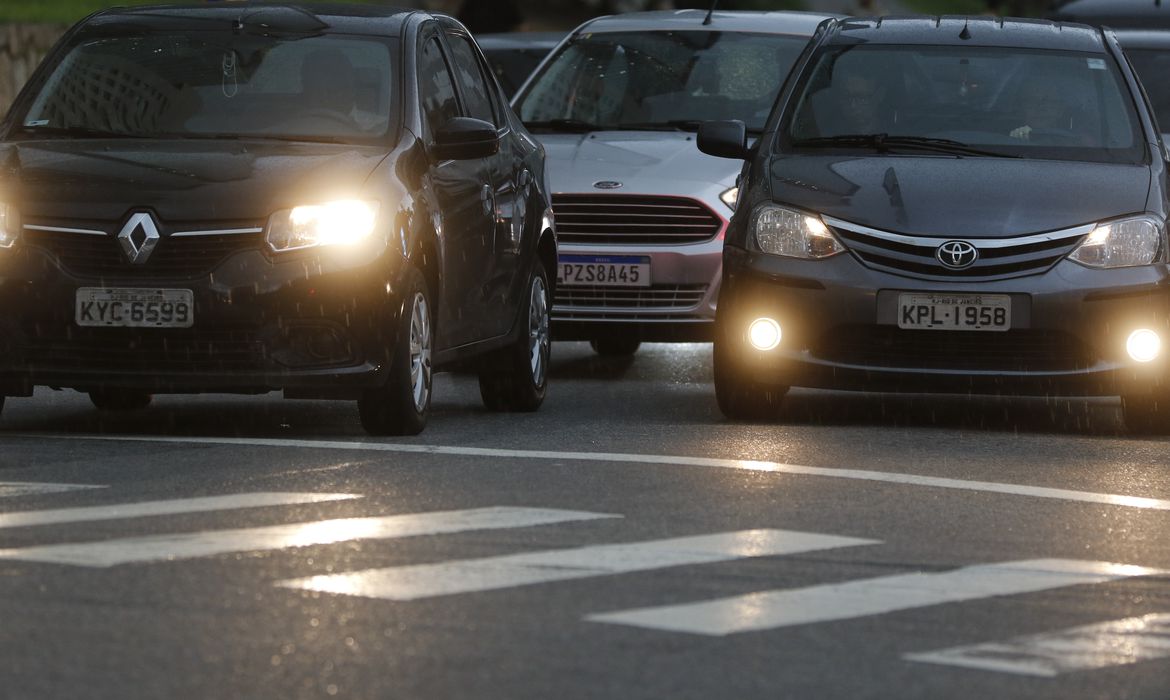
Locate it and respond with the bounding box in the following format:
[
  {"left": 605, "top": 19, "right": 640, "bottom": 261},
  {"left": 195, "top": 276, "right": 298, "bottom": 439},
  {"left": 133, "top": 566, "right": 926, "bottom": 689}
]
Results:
[
  {"left": 719, "top": 246, "right": 1170, "bottom": 397},
  {"left": 0, "top": 241, "right": 408, "bottom": 398}
]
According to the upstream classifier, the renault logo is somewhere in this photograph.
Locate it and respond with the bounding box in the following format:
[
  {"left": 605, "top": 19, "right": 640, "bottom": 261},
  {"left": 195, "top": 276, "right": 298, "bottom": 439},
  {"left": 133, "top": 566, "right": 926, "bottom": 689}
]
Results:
[
  {"left": 117, "top": 212, "right": 160, "bottom": 265},
  {"left": 936, "top": 240, "right": 978, "bottom": 269}
]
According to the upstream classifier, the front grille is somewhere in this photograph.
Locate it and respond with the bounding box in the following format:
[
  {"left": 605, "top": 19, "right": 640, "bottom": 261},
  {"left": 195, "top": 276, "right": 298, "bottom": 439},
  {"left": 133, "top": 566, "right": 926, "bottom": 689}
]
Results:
[
  {"left": 23, "top": 228, "right": 264, "bottom": 280},
  {"left": 22, "top": 327, "right": 267, "bottom": 373},
  {"left": 810, "top": 325, "right": 1098, "bottom": 373},
  {"left": 827, "top": 218, "right": 1091, "bottom": 282},
  {"left": 553, "top": 194, "right": 723, "bottom": 245},
  {"left": 553, "top": 284, "right": 708, "bottom": 320}
]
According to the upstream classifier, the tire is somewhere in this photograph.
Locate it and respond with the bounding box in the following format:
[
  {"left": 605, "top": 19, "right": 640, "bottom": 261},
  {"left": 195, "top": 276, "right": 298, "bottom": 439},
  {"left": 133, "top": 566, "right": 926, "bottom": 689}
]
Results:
[
  {"left": 358, "top": 266, "right": 432, "bottom": 436},
  {"left": 89, "top": 389, "right": 152, "bottom": 411},
  {"left": 713, "top": 328, "right": 788, "bottom": 421},
  {"left": 1121, "top": 391, "right": 1170, "bottom": 435},
  {"left": 479, "top": 261, "right": 551, "bottom": 412},
  {"left": 590, "top": 337, "right": 641, "bottom": 357}
]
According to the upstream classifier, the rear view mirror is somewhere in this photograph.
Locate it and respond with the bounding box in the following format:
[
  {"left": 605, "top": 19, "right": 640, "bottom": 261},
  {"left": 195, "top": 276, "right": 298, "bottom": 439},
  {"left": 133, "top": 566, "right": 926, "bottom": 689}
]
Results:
[
  {"left": 698, "top": 120, "right": 749, "bottom": 160},
  {"left": 432, "top": 117, "right": 499, "bottom": 161}
]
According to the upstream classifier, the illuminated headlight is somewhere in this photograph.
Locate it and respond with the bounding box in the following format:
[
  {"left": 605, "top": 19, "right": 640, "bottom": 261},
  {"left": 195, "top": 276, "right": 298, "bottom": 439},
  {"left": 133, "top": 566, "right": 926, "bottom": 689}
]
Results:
[
  {"left": 719, "top": 186, "right": 739, "bottom": 211},
  {"left": 266, "top": 200, "right": 380, "bottom": 252},
  {"left": 751, "top": 204, "right": 844, "bottom": 259},
  {"left": 748, "top": 318, "right": 781, "bottom": 351},
  {"left": 1068, "top": 215, "right": 1164, "bottom": 268},
  {"left": 1127, "top": 329, "right": 1161, "bottom": 363},
  {"left": 0, "top": 203, "right": 17, "bottom": 248}
]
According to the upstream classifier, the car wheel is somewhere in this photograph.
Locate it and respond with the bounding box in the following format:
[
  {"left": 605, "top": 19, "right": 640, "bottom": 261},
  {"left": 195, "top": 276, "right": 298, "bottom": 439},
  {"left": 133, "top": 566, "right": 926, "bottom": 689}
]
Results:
[
  {"left": 478, "top": 261, "right": 551, "bottom": 412},
  {"left": 358, "top": 266, "right": 432, "bottom": 436},
  {"left": 713, "top": 330, "right": 787, "bottom": 421},
  {"left": 590, "top": 337, "right": 640, "bottom": 356},
  {"left": 89, "top": 389, "right": 152, "bottom": 411},
  {"left": 1121, "top": 391, "right": 1170, "bottom": 435}
]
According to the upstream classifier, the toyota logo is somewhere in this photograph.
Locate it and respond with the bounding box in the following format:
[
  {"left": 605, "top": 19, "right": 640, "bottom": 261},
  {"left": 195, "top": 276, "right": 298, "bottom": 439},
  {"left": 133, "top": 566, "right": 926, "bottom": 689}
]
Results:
[{"left": 936, "top": 240, "right": 978, "bottom": 269}]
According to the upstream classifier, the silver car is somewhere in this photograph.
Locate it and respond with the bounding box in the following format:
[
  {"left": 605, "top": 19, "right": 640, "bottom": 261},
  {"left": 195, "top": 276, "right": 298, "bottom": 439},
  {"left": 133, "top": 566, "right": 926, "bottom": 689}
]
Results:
[{"left": 512, "top": 10, "right": 834, "bottom": 355}]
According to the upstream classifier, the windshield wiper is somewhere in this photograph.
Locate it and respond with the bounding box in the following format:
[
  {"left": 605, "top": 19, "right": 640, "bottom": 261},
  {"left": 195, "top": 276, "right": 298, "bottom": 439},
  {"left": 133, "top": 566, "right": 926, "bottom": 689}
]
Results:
[
  {"left": 794, "top": 134, "right": 1018, "bottom": 158},
  {"left": 523, "top": 119, "right": 603, "bottom": 133},
  {"left": 19, "top": 124, "right": 139, "bottom": 139}
]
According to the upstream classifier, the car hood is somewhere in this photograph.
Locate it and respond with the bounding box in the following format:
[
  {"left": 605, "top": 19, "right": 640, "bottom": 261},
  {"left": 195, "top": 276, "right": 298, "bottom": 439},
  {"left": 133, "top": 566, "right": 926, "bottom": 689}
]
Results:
[
  {"left": 538, "top": 131, "right": 739, "bottom": 195},
  {"left": 1, "top": 139, "right": 390, "bottom": 224},
  {"left": 768, "top": 155, "right": 1153, "bottom": 237}
]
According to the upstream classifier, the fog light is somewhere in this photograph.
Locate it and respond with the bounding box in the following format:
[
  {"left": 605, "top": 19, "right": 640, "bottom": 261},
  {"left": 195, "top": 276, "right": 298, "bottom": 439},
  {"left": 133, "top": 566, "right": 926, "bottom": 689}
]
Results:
[
  {"left": 748, "top": 318, "right": 781, "bottom": 351},
  {"left": 1127, "top": 329, "right": 1161, "bottom": 363}
]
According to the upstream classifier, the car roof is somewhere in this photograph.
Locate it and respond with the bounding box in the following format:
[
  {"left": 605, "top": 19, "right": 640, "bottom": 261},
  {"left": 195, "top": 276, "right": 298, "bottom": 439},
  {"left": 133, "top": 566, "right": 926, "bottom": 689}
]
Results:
[
  {"left": 1110, "top": 28, "right": 1170, "bottom": 48},
  {"left": 571, "top": 9, "right": 840, "bottom": 37},
  {"left": 823, "top": 16, "right": 1108, "bottom": 52},
  {"left": 475, "top": 32, "right": 566, "bottom": 51},
  {"left": 83, "top": 3, "right": 422, "bottom": 36},
  {"left": 1050, "top": 0, "right": 1170, "bottom": 27}
]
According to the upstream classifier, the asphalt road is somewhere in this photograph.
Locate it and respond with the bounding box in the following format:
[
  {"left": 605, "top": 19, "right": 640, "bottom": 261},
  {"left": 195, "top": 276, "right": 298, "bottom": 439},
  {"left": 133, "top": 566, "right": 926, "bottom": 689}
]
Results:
[{"left": 1, "top": 341, "right": 1168, "bottom": 700}]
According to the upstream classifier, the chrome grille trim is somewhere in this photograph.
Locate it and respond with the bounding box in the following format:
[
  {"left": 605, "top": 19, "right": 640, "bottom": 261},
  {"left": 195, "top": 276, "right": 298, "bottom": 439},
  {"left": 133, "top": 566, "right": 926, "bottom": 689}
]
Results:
[
  {"left": 172, "top": 227, "right": 264, "bottom": 237},
  {"left": 23, "top": 224, "right": 106, "bottom": 236},
  {"left": 823, "top": 217, "right": 1095, "bottom": 249},
  {"left": 552, "top": 194, "right": 723, "bottom": 245}
]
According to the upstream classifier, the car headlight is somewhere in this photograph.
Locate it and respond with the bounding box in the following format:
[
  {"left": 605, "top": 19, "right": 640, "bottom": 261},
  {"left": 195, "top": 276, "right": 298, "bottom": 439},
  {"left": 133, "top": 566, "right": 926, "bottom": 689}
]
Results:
[
  {"left": 266, "top": 199, "right": 380, "bottom": 253},
  {"left": 1068, "top": 215, "right": 1165, "bottom": 269},
  {"left": 751, "top": 204, "right": 843, "bottom": 259},
  {"left": 0, "top": 203, "right": 17, "bottom": 249},
  {"left": 719, "top": 186, "right": 739, "bottom": 211}
]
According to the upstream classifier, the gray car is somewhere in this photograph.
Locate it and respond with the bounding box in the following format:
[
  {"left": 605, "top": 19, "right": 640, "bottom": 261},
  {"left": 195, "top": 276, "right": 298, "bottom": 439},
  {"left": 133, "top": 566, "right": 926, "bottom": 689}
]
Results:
[
  {"left": 512, "top": 10, "right": 834, "bottom": 355},
  {"left": 700, "top": 16, "right": 1170, "bottom": 433}
]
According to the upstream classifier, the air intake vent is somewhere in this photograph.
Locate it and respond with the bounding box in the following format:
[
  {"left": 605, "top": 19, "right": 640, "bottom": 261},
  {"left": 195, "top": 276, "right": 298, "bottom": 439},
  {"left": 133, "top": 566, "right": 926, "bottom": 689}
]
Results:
[{"left": 552, "top": 194, "right": 722, "bottom": 245}]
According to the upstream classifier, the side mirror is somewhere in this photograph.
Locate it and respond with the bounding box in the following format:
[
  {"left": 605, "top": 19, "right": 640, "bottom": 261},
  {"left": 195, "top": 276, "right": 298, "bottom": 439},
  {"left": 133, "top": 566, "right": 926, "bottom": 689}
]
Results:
[
  {"left": 698, "top": 120, "right": 749, "bottom": 160},
  {"left": 432, "top": 117, "right": 499, "bottom": 161}
]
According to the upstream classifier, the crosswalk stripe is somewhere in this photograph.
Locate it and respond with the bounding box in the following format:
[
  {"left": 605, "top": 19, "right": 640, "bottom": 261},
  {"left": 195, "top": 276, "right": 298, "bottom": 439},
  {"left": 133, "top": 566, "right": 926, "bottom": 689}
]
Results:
[
  {"left": 0, "top": 506, "right": 615, "bottom": 568},
  {"left": 275, "top": 530, "right": 879, "bottom": 601},
  {"left": 0, "top": 481, "right": 105, "bottom": 499},
  {"left": 0, "top": 492, "right": 359, "bottom": 530},
  {"left": 587, "top": 559, "right": 1169, "bottom": 636},
  {"left": 904, "top": 613, "right": 1170, "bottom": 677}
]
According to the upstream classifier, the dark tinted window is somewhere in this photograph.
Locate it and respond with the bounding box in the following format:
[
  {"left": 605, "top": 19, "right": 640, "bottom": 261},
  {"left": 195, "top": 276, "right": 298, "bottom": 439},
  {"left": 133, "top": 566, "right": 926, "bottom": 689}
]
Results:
[
  {"left": 418, "top": 36, "right": 460, "bottom": 137},
  {"left": 445, "top": 34, "right": 498, "bottom": 125},
  {"left": 1124, "top": 48, "right": 1170, "bottom": 133}
]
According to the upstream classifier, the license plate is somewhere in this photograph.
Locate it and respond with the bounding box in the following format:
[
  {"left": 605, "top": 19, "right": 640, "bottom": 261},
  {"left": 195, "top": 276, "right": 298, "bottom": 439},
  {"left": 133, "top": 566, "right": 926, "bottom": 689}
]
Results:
[
  {"left": 558, "top": 255, "right": 650, "bottom": 287},
  {"left": 75, "top": 288, "right": 194, "bottom": 328},
  {"left": 897, "top": 293, "right": 1010, "bottom": 331}
]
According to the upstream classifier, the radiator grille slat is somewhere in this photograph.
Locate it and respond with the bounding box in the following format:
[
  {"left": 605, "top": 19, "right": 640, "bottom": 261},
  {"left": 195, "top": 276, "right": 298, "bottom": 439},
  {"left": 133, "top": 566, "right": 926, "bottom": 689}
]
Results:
[{"left": 553, "top": 194, "right": 722, "bottom": 245}]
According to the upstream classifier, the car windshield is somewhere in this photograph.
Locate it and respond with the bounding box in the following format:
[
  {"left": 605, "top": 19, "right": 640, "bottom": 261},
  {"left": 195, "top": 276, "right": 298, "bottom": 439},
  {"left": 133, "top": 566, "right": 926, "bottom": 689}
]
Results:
[
  {"left": 515, "top": 30, "right": 807, "bottom": 132},
  {"left": 17, "top": 32, "right": 395, "bottom": 143},
  {"left": 1121, "top": 48, "right": 1170, "bottom": 134},
  {"left": 782, "top": 45, "right": 1147, "bottom": 164}
]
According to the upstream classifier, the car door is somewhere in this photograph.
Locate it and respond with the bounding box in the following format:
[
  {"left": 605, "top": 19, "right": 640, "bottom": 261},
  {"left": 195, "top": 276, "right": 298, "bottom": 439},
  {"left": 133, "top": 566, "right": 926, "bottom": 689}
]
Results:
[
  {"left": 417, "top": 29, "right": 495, "bottom": 349},
  {"left": 442, "top": 28, "right": 521, "bottom": 341}
]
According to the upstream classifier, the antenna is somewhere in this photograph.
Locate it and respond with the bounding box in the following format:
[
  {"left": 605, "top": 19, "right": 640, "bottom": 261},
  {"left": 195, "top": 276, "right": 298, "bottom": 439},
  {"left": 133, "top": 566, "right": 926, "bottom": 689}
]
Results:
[{"left": 703, "top": 0, "right": 719, "bottom": 26}]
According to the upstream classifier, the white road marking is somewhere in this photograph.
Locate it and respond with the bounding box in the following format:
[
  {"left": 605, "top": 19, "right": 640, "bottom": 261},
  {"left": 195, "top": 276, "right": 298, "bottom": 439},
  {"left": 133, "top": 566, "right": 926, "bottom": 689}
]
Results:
[
  {"left": 904, "top": 613, "right": 1170, "bottom": 677},
  {"left": 0, "top": 506, "right": 615, "bottom": 568},
  {"left": 0, "top": 481, "right": 105, "bottom": 499},
  {"left": 276, "top": 529, "right": 878, "bottom": 601},
  {"left": 0, "top": 492, "right": 359, "bottom": 530},
  {"left": 587, "top": 559, "right": 1169, "bottom": 636},
  {"left": 20, "top": 434, "right": 1170, "bottom": 513}
]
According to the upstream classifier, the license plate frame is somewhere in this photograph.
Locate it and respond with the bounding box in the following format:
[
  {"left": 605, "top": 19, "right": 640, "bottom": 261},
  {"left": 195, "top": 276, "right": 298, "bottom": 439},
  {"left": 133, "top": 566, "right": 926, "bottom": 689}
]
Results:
[
  {"left": 897, "top": 293, "right": 1011, "bottom": 332},
  {"left": 557, "top": 254, "right": 651, "bottom": 288},
  {"left": 75, "top": 287, "right": 195, "bottom": 328}
]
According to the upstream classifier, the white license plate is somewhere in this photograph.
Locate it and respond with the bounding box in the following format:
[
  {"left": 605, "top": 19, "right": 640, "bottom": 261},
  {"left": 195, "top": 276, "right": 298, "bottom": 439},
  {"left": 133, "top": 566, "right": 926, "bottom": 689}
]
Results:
[
  {"left": 897, "top": 293, "right": 1010, "bottom": 331},
  {"left": 75, "top": 288, "right": 194, "bottom": 328},
  {"left": 558, "top": 255, "right": 650, "bottom": 287}
]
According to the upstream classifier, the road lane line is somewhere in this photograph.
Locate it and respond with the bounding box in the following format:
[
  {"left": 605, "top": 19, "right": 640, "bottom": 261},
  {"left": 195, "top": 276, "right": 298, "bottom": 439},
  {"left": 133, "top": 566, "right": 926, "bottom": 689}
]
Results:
[
  {"left": 0, "top": 492, "right": 359, "bottom": 530},
  {"left": 0, "top": 481, "right": 105, "bottom": 499},
  {"left": 276, "top": 529, "right": 878, "bottom": 601},
  {"left": 904, "top": 613, "right": 1170, "bottom": 677},
  {"left": 0, "top": 506, "right": 616, "bottom": 568},
  {"left": 16, "top": 434, "right": 1170, "bottom": 513},
  {"left": 586, "top": 559, "right": 1169, "bottom": 636}
]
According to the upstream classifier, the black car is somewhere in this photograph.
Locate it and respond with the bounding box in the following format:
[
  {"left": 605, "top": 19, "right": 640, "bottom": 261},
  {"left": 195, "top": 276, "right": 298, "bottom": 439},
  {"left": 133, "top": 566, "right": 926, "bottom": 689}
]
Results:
[
  {"left": 476, "top": 32, "right": 563, "bottom": 98},
  {"left": 699, "top": 16, "right": 1170, "bottom": 433},
  {"left": 0, "top": 4, "right": 557, "bottom": 435},
  {"left": 1049, "top": 0, "right": 1170, "bottom": 28}
]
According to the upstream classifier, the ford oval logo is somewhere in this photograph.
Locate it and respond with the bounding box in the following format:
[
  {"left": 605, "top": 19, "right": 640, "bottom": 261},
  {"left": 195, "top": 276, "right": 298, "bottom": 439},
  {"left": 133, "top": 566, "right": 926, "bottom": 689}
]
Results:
[
  {"left": 936, "top": 240, "right": 978, "bottom": 269},
  {"left": 593, "top": 180, "right": 623, "bottom": 190}
]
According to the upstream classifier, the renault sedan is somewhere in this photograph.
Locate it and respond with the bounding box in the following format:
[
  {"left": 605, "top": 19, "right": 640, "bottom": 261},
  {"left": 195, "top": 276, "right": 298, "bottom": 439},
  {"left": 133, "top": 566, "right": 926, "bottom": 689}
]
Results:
[
  {"left": 0, "top": 4, "right": 557, "bottom": 435},
  {"left": 700, "top": 17, "right": 1170, "bottom": 433}
]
